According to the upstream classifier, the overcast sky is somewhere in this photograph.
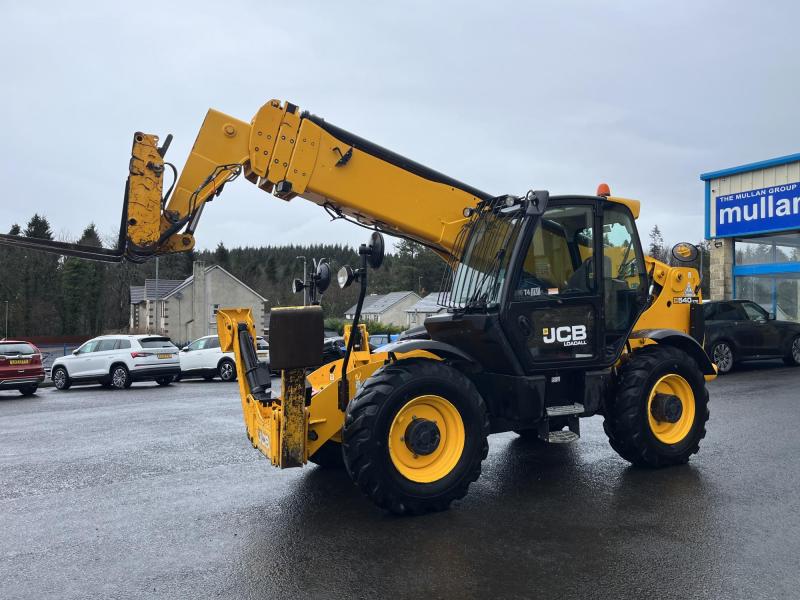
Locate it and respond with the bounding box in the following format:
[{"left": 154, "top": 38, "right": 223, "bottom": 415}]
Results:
[{"left": 2, "top": 1, "right": 799, "bottom": 252}]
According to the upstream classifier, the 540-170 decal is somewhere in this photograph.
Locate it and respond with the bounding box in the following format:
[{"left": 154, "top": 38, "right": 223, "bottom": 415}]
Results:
[{"left": 542, "top": 325, "right": 588, "bottom": 346}]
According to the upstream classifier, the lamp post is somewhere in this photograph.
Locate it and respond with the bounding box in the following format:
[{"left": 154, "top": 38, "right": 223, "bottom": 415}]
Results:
[{"left": 296, "top": 256, "right": 307, "bottom": 306}]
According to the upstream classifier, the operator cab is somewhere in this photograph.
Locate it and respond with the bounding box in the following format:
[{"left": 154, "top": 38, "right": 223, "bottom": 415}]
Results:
[{"left": 428, "top": 189, "right": 650, "bottom": 376}]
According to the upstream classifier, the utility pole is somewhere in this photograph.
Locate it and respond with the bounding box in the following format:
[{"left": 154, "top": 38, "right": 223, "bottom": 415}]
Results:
[{"left": 296, "top": 256, "right": 307, "bottom": 306}]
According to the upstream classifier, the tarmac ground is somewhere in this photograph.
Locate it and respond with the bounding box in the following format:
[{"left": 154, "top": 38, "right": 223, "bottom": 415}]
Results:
[{"left": 1, "top": 362, "right": 799, "bottom": 599}]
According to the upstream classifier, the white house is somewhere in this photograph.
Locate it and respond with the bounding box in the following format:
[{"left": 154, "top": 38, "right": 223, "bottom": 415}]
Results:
[
  {"left": 344, "top": 291, "right": 421, "bottom": 328},
  {"left": 405, "top": 292, "right": 446, "bottom": 327},
  {"left": 130, "top": 261, "right": 267, "bottom": 344}
]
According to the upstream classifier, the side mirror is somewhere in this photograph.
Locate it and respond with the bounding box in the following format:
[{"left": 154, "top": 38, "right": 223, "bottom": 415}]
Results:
[
  {"left": 72, "top": 349, "right": 79, "bottom": 355},
  {"left": 292, "top": 278, "right": 305, "bottom": 294},
  {"left": 181, "top": 347, "right": 189, "bottom": 352},
  {"left": 366, "top": 232, "right": 385, "bottom": 269},
  {"left": 316, "top": 261, "right": 331, "bottom": 294}
]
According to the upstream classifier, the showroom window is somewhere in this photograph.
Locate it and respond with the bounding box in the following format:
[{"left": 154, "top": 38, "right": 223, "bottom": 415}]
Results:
[{"left": 733, "top": 234, "right": 800, "bottom": 322}]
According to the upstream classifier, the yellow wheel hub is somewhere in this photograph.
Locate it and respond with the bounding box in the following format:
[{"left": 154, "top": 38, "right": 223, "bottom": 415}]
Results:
[
  {"left": 647, "top": 374, "right": 696, "bottom": 445},
  {"left": 388, "top": 395, "right": 465, "bottom": 484}
]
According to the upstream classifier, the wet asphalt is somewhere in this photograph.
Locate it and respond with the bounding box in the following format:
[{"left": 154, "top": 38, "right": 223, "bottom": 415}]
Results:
[{"left": 1, "top": 363, "right": 799, "bottom": 600}]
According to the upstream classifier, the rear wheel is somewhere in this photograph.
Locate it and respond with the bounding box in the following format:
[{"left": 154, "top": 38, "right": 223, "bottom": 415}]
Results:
[
  {"left": 218, "top": 359, "right": 236, "bottom": 382},
  {"left": 52, "top": 367, "right": 71, "bottom": 391},
  {"left": 709, "top": 341, "right": 734, "bottom": 374},
  {"left": 155, "top": 376, "right": 173, "bottom": 386},
  {"left": 342, "top": 358, "right": 489, "bottom": 515},
  {"left": 110, "top": 365, "right": 131, "bottom": 389},
  {"left": 308, "top": 440, "right": 345, "bottom": 468},
  {"left": 18, "top": 384, "right": 37, "bottom": 396},
  {"left": 784, "top": 336, "right": 800, "bottom": 366},
  {"left": 604, "top": 345, "right": 709, "bottom": 468}
]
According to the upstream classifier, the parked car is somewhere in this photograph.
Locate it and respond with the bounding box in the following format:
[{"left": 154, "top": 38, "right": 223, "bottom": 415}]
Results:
[
  {"left": 703, "top": 300, "right": 800, "bottom": 374},
  {"left": 178, "top": 335, "right": 269, "bottom": 382},
  {"left": 51, "top": 335, "right": 180, "bottom": 390},
  {"left": 0, "top": 340, "right": 45, "bottom": 396}
]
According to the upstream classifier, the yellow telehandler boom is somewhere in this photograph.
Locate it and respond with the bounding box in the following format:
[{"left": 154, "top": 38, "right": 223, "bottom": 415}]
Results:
[{"left": 0, "top": 99, "right": 715, "bottom": 514}]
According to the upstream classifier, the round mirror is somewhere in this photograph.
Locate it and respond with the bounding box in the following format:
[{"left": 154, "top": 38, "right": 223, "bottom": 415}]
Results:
[
  {"left": 292, "top": 278, "right": 305, "bottom": 294},
  {"left": 367, "top": 231, "right": 385, "bottom": 269},
  {"left": 316, "top": 261, "right": 331, "bottom": 293}
]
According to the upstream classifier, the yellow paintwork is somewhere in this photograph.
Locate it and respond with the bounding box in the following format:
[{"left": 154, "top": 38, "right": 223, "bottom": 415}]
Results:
[
  {"left": 388, "top": 395, "right": 465, "bottom": 483},
  {"left": 606, "top": 195, "right": 640, "bottom": 219},
  {"left": 647, "top": 373, "right": 696, "bottom": 445}
]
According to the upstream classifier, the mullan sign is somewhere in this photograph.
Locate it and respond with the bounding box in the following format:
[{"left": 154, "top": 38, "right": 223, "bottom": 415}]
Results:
[{"left": 714, "top": 182, "right": 800, "bottom": 237}]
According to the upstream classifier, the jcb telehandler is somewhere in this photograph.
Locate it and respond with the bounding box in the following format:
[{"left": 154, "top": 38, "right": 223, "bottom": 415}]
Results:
[{"left": 0, "top": 99, "right": 714, "bottom": 514}]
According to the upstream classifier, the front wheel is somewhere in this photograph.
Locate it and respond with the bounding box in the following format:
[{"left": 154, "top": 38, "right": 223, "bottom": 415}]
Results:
[
  {"left": 784, "top": 336, "right": 800, "bottom": 367},
  {"left": 342, "top": 358, "right": 489, "bottom": 515},
  {"left": 604, "top": 345, "right": 709, "bottom": 468},
  {"left": 52, "top": 367, "right": 71, "bottom": 390},
  {"left": 218, "top": 359, "right": 236, "bottom": 382},
  {"left": 709, "top": 341, "right": 734, "bottom": 374}
]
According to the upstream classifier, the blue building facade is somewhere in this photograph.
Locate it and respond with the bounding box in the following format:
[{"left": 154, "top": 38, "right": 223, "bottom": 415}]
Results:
[{"left": 702, "top": 153, "right": 800, "bottom": 322}]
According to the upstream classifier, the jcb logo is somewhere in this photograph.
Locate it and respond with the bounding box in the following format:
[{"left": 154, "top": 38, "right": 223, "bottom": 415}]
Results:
[{"left": 542, "top": 325, "right": 587, "bottom": 346}]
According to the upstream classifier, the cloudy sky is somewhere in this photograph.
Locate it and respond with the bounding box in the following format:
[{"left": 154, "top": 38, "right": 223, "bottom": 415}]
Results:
[{"left": 2, "top": 1, "right": 798, "bottom": 252}]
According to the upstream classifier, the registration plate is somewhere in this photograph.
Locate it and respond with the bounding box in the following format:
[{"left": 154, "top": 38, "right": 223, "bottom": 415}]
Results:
[
  {"left": 157, "top": 353, "right": 172, "bottom": 359},
  {"left": 9, "top": 359, "right": 30, "bottom": 365}
]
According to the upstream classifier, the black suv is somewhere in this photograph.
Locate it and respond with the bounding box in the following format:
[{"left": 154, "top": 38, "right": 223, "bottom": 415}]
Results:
[{"left": 703, "top": 300, "right": 800, "bottom": 374}]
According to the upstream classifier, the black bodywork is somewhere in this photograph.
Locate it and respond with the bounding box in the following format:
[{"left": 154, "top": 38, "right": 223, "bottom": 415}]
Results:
[
  {"left": 703, "top": 300, "right": 800, "bottom": 364},
  {"left": 382, "top": 193, "right": 710, "bottom": 435}
]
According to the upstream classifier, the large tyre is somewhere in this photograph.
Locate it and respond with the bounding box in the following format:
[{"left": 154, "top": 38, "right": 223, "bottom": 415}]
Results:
[
  {"left": 52, "top": 367, "right": 71, "bottom": 391},
  {"left": 604, "top": 345, "right": 709, "bottom": 468},
  {"left": 709, "top": 340, "right": 734, "bottom": 374},
  {"left": 218, "top": 359, "right": 236, "bottom": 382},
  {"left": 342, "top": 358, "right": 489, "bottom": 515},
  {"left": 308, "top": 440, "right": 345, "bottom": 469},
  {"left": 783, "top": 335, "right": 800, "bottom": 367},
  {"left": 110, "top": 364, "right": 132, "bottom": 389},
  {"left": 18, "top": 384, "right": 38, "bottom": 397}
]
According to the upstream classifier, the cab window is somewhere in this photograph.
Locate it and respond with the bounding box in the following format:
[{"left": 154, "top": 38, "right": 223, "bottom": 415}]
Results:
[
  {"left": 514, "top": 205, "right": 595, "bottom": 300},
  {"left": 187, "top": 338, "right": 206, "bottom": 351},
  {"left": 602, "top": 204, "right": 647, "bottom": 332}
]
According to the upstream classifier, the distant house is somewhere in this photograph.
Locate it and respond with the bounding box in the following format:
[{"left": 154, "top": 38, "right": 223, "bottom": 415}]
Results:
[
  {"left": 344, "top": 291, "right": 421, "bottom": 328},
  {"left": 130, "top": 261, "right": 267, "bottom": 344},
  {"left": 405, "top": 293, "right": 446, "bottom": 327}
]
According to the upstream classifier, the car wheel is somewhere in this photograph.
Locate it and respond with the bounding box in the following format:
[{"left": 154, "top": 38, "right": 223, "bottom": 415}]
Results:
[
  {"left": 18, "top": 384, "right": 38, "bottom": 397},
  {"left": 155, "top": 376, "right": 173, "bottom": 386},
  {"left": 110, "top": 365, "right": 131, "bottom": 389},
  {"left": 784, "top": 335, "right": 800, "bottom": 367},
  {"left": 52, "top": 367, "right": 71, "bottom": 390},
  {"left": 710, "top": 341, "right": 734, "bottom": 374},
  {"left": 218, "top": 359, "right": 236, "bottom": 382}
]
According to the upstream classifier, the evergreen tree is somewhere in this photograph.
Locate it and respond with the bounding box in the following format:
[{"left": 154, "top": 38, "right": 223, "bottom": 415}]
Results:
[
  {"left": 20, "top": 215, "right": 60, "bottom": 335},
  {"left": 647, "top": 225, "right": 668, "bottom": 262}
]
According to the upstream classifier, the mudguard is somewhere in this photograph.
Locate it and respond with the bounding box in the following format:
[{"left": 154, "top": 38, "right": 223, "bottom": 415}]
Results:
[
  {"left": 629, "top": 329, "right": 716, "bottom": 375},
  {"left": 379, "top": 339, "right": 478, "bottom": 365}
]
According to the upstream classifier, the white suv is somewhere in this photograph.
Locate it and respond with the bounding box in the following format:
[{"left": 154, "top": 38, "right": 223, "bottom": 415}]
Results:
[
  {"left": 178, "top": 335, "right": 269, "bottom": 382},
  {"left": 51, "top": 335, "right": 180, "bottom": 390}
]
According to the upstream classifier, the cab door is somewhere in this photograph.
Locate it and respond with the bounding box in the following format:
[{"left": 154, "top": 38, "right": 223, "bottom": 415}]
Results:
[{"left": 502, "top": 198, "right": 648, "bottom": 373}]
